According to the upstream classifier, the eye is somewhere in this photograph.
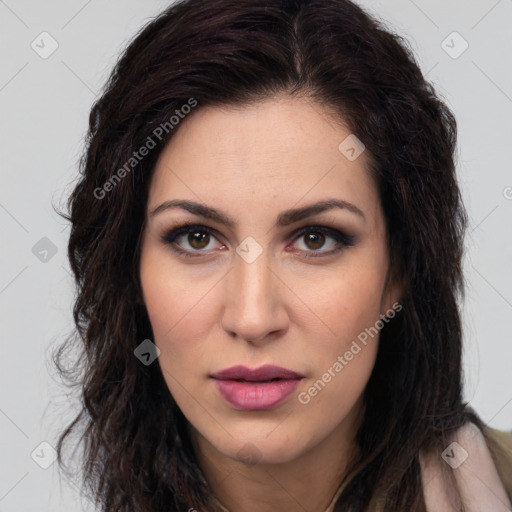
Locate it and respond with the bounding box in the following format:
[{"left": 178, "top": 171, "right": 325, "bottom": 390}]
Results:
[
  {"left": 161, "top": 224, "right": 224, "bottom": 257},
  {"left": 287, "top": 226, "right": 355, "bottom": 258},
  {"left": 161, "top": 223, "right": 355, "bottom": 259}
]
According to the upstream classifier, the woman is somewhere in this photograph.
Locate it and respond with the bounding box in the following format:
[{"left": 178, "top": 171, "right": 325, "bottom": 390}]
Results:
[{"left": 54, "top": 0, "right": 512, "bottom": 510}]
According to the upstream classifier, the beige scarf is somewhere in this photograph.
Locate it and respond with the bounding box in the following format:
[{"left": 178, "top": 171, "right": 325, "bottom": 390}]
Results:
[
  {"left": 419, "top": 422, "right": 511, "bottom": 512},
  {"left": 213, "top": 422, "right": 512, "bottom": 512}
]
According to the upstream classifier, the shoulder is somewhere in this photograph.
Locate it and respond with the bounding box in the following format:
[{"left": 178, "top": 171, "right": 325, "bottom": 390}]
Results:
[
  {"left": 483, "top": 425, "right": 512, "bottom": 497},
  {"left": 420, "top": 422, "right": 512, "bottom": 512}
]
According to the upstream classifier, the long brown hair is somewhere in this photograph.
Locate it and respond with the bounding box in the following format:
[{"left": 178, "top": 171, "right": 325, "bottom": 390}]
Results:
[{"left": 54, "top": 0, "right": 512, "bottom": 510}]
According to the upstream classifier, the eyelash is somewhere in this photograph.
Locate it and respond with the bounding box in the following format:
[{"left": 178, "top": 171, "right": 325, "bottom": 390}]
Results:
[{"left": 160, "top": 223, "right": 355, "bottom": 259}]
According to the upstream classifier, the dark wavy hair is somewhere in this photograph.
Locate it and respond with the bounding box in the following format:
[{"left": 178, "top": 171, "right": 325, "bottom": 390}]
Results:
[{"left": 54, "top": 0, "right": 510, "bottom": 510}]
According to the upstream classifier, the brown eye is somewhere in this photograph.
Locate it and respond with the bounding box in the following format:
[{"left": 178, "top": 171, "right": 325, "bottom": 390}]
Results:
[
  {"left": 188, "top": 230, "right": 210, "bottom": 249},
  {"left": 162, "top": 224, "right": 223, "bottom": 256},
  {"left": 289, "top": 226, "right": 356, "bottom": 258},
  {"left": 303, "top": 231, "right": 326, "bottom": 251},
  {"left": 162, "top": 224, "right": 355, "bottom": 259}
]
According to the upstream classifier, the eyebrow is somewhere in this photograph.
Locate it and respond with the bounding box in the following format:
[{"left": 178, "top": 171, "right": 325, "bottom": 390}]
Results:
[{"left": 150, "top": 198, "right": 366, "bottom": 227}]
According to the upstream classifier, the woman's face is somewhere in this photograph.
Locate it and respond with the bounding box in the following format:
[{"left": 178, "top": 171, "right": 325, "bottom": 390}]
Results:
[{"left": 139, "top": 95, "right": 400, "bottom": 466}]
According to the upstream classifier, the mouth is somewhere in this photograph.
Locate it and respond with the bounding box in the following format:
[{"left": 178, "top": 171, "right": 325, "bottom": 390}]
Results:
[
  {"left": 210, "top": 364, "right": 304, "bottom": 381},
  {"left": 210, "top": 365, "right": 304, "bottom": 411}
]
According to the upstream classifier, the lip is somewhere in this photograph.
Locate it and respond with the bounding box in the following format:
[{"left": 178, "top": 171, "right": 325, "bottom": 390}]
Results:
[{"left": 210, "top": 365, "right": 304, "bottom": 411}]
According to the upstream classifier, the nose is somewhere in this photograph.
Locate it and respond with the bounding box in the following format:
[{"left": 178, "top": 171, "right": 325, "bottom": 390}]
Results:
[{"left": 221, "top": 249, "right": 289, "bottom": 345}]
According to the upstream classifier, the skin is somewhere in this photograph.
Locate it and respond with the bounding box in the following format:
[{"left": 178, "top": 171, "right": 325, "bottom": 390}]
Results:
[{"left": 139, "top": 94, "right": 402, "bottom": 512}]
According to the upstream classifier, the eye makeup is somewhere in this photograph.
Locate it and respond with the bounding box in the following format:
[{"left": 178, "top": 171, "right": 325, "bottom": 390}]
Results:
[{"left": 160, "top": 222, "right": 356, "bottom": 260}]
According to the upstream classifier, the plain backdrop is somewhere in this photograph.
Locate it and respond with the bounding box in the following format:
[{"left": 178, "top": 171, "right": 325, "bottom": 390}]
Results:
[{"left": 1, "top": 0, "right": 511, "bottom": 510}]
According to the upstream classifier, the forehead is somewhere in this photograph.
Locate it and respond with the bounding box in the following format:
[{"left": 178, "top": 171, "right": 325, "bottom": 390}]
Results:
[{"left": 149, "top": 96, "right": 381, "bottom": 225}]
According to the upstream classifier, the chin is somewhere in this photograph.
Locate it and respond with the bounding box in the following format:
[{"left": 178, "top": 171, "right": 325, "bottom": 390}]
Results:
[{"left": 207, "top": 427, "right": 310, "bottom": 466}]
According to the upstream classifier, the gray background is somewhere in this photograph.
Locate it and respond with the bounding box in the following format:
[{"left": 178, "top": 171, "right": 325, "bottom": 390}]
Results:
[{"left": 1, "top": 0, "right": 511, "bottom": 510}]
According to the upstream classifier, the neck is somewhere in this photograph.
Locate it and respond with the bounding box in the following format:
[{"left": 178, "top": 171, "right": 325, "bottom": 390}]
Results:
[{"left": 189, "top": 402, "right": 363, "bottom": 512}]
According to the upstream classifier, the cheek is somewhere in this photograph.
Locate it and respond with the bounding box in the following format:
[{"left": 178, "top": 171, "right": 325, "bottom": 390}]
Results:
[
  {"left": 139, "top": 251, "right": 225, "bottom": 396},
  {"left": 294, "top": 280, "right": 382, "bottom": 434},
  {"left": 140, "top": 247, "right": 217, "bottom": 341},
  {"left": 141, "top": 244, "right": 388, "bottom": 362},
  {"left": 295, "top": 254, "right": 387, "bottom": 405},
  {"left": 140, "top": 273, "right": 210, "bottom": 413},
  {"left": 310, "top": 259, "right": 387, "bottom": 347}
]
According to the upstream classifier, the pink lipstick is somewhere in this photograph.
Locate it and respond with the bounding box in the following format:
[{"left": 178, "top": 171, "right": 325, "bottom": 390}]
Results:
[{"left": 210, "top": 365, "right": 303, "bottom": 411}]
